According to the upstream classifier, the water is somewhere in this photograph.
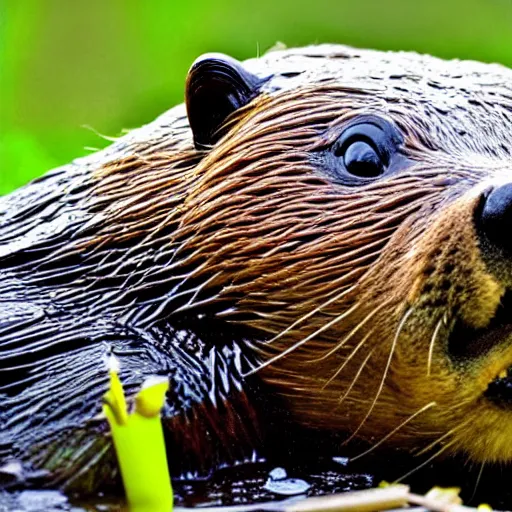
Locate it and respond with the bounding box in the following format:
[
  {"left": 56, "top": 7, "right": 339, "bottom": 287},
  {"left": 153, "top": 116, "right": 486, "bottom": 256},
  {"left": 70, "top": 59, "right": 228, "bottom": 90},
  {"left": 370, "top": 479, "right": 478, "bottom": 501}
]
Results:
[
  {"left": 3, "top": 456, "right": 512, "bottom": 511},
  {"left": 0, "top": 459, "right": 373, "bottom": 511}
]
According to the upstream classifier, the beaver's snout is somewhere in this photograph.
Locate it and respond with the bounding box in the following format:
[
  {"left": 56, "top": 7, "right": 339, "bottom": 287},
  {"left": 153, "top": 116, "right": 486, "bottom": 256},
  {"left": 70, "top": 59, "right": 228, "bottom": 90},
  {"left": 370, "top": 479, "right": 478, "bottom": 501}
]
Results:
[{"left": 478, "top": 183, "right": 512, "bottom": 254}]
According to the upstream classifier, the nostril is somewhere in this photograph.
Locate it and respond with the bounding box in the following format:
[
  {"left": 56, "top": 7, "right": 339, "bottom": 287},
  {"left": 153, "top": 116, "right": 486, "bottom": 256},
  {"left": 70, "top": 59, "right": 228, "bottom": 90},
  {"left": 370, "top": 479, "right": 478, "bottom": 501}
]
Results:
[{"left": 478, "top": 183, "right": 512, "bottom": 253}]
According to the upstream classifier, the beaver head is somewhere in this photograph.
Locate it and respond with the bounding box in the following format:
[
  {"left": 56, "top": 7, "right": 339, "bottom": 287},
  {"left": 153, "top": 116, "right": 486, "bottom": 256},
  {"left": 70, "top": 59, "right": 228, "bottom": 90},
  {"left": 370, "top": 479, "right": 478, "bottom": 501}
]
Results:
[{"left": 2, "top": 44, "right": 512, "bottom": 490}]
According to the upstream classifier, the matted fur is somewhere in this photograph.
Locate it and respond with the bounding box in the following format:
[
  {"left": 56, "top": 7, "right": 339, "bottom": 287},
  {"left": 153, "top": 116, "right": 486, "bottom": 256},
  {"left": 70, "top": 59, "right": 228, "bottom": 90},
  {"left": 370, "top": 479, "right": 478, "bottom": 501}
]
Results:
[{"left": 2, "top": 45, "right": 512, "bottom": 491}]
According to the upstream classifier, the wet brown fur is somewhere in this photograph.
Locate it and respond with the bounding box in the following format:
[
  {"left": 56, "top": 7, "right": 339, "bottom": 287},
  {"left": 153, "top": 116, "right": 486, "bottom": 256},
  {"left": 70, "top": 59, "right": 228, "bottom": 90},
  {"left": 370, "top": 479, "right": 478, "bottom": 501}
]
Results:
[
  {"left": 4, "top": 45, "right": 512, "bottom": 486},
  {"left": 88, "top": 48, "right": 512, "bottom": 462}
]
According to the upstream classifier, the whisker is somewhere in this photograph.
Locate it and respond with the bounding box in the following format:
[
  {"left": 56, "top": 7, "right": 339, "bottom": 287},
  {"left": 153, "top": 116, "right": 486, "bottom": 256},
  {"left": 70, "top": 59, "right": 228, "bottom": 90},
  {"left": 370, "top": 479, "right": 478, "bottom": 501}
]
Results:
[
  {"left": 415, "top": 420, "right": 470, "bottom": 457},
  {"left": 313, "top": 300, "right": 391, "bottom": 363},
  {"left": 338, "top": 348, "right": 375, "bottom": 406},
  {"left": 266, "top": 279, "right": 360, "bottom": 344},
  {"left": 395, "top": 439, "right": 458, "bottom": 482},
  {"left": 343, "top": 307, "right": 415, "bottom": 444},
  {"left": 470, "top": 462, "right": 485, "bottom": 502},
  {"left": 427, "top": 318, "right": 443, "bottom": 377},
  {"left": 351, "top": 401, "right": 437, "bottom": 461},
  {"left": 322, "top": 329, "right": 375, "bottom": 390},
  {"left": 243, "top": 301, "right": 360, "bottom": 376}
]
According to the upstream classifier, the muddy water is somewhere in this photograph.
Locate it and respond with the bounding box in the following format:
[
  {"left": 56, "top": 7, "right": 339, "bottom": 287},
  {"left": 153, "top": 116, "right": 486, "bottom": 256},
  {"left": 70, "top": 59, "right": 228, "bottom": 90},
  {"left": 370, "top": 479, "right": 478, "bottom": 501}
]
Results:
[
  {"left": 0, "top": 459, "right": 373, "bottom": 511},
  {"left": 3, "top": 457, "right": 512, "bottom": 511}
]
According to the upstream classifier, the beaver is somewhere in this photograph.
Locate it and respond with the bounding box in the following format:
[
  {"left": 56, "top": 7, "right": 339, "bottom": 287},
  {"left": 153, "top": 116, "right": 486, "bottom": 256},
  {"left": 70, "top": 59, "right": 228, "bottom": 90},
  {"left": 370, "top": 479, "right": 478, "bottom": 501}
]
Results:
[{"left": 2, "top": 43, "right": 512, "bottom": 495}]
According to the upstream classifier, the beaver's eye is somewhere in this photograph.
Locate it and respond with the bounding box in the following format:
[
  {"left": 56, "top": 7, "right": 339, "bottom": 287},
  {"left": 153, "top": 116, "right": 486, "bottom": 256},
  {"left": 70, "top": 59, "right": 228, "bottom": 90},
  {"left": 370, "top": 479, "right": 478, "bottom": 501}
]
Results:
[
  {"left": 342, "top": 140, "right": 384, "bottom": 178},
  {"left": 317, "top": 117, "right": 408, "bottom": 186},
  {"left": 333, "top": 122, "right": 394, "bottom": 179}
]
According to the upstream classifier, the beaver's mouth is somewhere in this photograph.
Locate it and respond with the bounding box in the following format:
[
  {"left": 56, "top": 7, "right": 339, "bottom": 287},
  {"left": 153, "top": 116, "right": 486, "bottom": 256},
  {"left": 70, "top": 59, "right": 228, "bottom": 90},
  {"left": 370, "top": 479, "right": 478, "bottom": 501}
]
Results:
[
  {"left": 448, "top": 290, "right": 512, "bottom": 360},
  {"left": 448, "top": 290, "right": 512, "bottom": 405}
]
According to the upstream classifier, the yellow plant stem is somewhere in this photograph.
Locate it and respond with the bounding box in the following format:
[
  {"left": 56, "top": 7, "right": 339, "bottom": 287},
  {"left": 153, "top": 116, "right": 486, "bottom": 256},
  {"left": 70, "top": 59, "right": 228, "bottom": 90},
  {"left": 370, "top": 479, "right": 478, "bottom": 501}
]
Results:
[{"left": 103, "top": 364, "right": 173, "bottom": 512}]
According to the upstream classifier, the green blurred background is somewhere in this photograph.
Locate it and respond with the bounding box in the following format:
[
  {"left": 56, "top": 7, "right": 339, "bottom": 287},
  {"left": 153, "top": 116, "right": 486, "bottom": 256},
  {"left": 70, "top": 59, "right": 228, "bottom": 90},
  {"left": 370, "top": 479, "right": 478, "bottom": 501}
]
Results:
[{"left": 2, "top": 0, "right": 512, "bottom": 195}]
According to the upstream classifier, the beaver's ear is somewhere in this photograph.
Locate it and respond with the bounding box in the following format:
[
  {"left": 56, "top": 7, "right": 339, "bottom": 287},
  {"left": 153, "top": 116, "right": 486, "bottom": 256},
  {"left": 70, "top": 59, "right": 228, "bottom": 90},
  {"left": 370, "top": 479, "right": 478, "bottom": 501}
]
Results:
[{"left": 186, "top": 53, "right": 262, "bottom": 150}]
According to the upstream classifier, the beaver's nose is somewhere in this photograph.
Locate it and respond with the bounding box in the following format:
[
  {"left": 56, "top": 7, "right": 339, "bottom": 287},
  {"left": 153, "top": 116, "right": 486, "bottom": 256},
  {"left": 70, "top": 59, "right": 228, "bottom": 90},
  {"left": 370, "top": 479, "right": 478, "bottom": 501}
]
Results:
[{"left": 479, "top": 183, "right": 512, "bottom": 253}]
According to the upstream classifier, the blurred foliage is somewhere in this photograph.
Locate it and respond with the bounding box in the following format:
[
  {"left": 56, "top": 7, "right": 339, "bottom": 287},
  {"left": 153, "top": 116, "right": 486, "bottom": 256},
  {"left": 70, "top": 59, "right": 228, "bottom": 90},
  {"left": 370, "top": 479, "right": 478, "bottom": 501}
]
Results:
[{"left": 2, "top": 0, "right": 512, "bottom": 194}]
